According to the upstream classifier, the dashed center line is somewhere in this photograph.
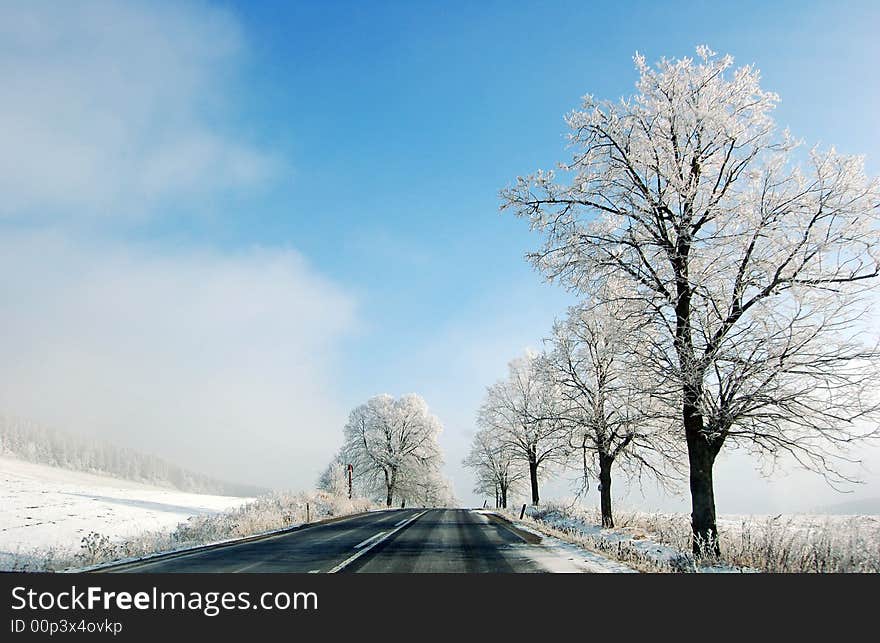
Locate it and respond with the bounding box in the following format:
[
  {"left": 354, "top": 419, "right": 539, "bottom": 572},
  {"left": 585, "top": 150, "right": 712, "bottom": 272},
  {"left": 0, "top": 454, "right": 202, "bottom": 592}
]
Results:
[
  {"left": 327, "top": 510, "right": 427, "bottom": 573},
  {"left": 354, "top": 530, "right": 387, "bottom": 549}
]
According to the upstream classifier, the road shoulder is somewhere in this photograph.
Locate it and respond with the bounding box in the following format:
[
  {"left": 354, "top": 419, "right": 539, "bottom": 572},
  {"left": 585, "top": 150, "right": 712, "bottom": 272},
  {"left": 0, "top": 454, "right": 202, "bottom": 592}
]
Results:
[
  {"left": 77, "top": 510, "right": 379, "bottom": 573},
  {"left": 475, "top": 509, "right": 640, "bottom": 573}
]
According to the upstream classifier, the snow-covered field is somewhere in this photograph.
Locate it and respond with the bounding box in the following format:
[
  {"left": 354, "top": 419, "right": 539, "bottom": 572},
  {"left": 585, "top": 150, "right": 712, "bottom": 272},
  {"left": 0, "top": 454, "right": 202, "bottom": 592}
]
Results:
[{"left": 0, "top": 455, "right": 252, "bottom": 569}]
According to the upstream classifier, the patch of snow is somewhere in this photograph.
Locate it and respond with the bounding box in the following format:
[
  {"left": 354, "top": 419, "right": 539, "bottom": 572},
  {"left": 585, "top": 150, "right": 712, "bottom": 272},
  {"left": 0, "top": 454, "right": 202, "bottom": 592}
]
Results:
[
  {"left": 533, "top": 509, "right": 685, "bottom": 565},
  {"left": 516, "top": 505, "right": 756, "bottom": 573},
  {"left": 474, "top": 509, "right": 639, "bottom": 573},
  {"left": 513, "top": 522, "right": 639, "bottom": 573}
]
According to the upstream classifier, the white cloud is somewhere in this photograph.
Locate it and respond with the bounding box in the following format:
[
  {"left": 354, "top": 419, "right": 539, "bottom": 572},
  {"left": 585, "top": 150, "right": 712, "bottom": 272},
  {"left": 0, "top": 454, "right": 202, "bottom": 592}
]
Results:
[
  {"left": 0, "top": 230, "right": 357, "bottom": 489},
  {"left": 0, "top": 0, "right": 277, "bottom": 219},
  {"left": 0, "top": 1, "right": 350, "bottom": 491}
]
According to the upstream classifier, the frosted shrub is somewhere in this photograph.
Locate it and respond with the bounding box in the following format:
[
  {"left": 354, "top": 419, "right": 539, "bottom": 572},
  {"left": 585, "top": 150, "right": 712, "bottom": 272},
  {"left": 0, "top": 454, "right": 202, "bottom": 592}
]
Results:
[{"left": 77, "top": 532, "right": 117, "bottom": 566}]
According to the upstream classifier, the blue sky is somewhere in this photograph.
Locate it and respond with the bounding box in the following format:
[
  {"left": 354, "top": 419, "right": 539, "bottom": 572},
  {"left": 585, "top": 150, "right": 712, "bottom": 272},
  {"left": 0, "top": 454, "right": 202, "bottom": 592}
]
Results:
[
  {"left": 2, "top": 0, "right": 878, "bottom": 510},
  {"left": 155, "top": 0, "right": 880, "bottom": 405}
]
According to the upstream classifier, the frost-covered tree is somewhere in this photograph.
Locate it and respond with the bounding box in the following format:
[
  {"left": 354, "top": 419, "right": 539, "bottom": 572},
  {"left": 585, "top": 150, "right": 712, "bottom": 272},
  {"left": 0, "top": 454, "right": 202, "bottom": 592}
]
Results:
[
  {"left": 479, "top": 352, "right": 569, "bottom": 505},
  {"left": 502, "top": 46, "right": 880, "bottom": 554},
  {"left": 399, "top": 467, "right": 456, "bottom": 508},
  {"left": 542, "top": 301, "right": 680, "bottom": 527},
  {"left": 463, "top": 426, "right": 525, "bottom": 508},
  {"left": 316, "top": 451, "right": 351, "bottom": 498},
  {"left": 341, "top": 394, "right": 445, "bottom": 507}
]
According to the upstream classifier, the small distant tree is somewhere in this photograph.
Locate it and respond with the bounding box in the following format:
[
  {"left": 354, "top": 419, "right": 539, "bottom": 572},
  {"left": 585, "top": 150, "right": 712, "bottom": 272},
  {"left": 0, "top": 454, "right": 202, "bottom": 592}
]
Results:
[
  {"left": 342, "top": 393, "right": 445, "bottom": 507},
  {"left": 463, "top": 426, "right": 525, "bottom": 508},
  {"left": 541, "top": 301, "right": 680, "bottom": 527},
  {"left": 502, "top": 46, "right": 880, "bottom": 554},
  {"left": 399, "top": 466, "right": 456, "bottom": 508},
  {"left": 317, "top": 452, "right": 350, "bottom": 498},
  {"left": 479, "top": 352, "right": 569, "bottom": 505}
]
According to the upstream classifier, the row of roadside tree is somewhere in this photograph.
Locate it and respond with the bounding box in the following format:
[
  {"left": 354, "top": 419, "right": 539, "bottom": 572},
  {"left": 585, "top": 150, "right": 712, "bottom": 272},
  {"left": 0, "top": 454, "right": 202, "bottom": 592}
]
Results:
[{"left": 466, "top": 46, "right": 880, "bottom": 557}]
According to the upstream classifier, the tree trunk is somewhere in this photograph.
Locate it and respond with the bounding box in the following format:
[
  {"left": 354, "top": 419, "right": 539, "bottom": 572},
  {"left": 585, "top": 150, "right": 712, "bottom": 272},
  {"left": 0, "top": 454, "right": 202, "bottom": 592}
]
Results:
[
  {"left": 598, "top": 454, "right": 613, "bottom": 528},
  {"left": 385, "top": 467, "right": 396, "bottom": 508},
  {"left": 674, "top": 246, "right": 721, "bottom": 558},
  {"left": 685, "top": 401, "right": 720, "bottom": 558},
  {"left": 528, "top": 457, "right": 539, "bottom": 505},
  {"left": 500, "top": 482, "right": 508, "bottom": 509}
]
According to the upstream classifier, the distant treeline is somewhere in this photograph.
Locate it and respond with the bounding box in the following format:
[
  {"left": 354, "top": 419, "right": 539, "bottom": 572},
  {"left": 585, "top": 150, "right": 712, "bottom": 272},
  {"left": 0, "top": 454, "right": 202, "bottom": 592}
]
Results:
[{"left": 0, "top": 415, "right": 266, "bottom": 497}]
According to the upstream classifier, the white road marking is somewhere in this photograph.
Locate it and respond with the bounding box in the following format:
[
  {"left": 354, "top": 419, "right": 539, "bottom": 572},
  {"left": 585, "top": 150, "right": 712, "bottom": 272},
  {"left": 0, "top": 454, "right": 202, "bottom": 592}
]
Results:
[
  {"left": 354, "top": 530, "right": 387, "bottom": 549},
  {"left": 307, "top": 569, "right": 321, "bottom": 573},
  {"left": 328, "top": 510, "right": 427, "bottom": 573}
]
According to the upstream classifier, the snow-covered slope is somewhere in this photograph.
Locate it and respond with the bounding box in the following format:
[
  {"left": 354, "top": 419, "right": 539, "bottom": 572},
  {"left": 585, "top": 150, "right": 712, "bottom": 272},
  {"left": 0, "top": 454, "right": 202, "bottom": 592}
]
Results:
[{"left": 0, "top": 455, "right": 252, "bottom": 566}]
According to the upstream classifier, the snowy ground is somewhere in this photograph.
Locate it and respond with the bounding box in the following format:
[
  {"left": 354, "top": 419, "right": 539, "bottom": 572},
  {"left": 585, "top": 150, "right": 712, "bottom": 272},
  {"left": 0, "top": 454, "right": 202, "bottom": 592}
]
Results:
[
  {"left": 509, "top": 505, "right": 707, "bottom": 572},
  {"left": 472, "top": 508, "right": 638, "bottom": 572},
  {"left": 509, "top": 502, "right": 880, "bottom": 573},
  {"left": 0, "top": 455, "right": 252, "bottom": 568}
]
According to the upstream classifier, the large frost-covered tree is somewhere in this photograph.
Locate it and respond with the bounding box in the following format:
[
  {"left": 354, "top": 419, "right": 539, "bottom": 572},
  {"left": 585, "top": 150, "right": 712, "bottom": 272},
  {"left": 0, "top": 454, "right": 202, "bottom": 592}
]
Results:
[
  {"left": 341, "top": 394, "right": 445, "bottom": 507},
  {"left": 542, "top": 301, "right": 679, "bottom": 527},
  {"left": 479, "top": 352, "right": 569, "bottom": 505},
  {"left": 502, "top": 46, "right": 880, "bottom": 554}
]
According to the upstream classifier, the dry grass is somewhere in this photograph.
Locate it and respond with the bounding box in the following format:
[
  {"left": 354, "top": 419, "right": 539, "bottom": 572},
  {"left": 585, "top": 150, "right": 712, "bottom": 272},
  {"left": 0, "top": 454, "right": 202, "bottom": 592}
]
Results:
[
  {"left": 516, "top": 502, "right": 880, "bottom": 573},
  {"left": 4, "top": 490, "right": 376, "bottom": 572}
]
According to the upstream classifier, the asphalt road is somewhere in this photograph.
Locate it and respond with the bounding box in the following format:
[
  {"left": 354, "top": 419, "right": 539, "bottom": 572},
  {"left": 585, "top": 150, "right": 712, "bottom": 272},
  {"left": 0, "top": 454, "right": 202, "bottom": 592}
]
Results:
[{"left": 100, "top": 508, "right": 599, "bottom": 573}]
